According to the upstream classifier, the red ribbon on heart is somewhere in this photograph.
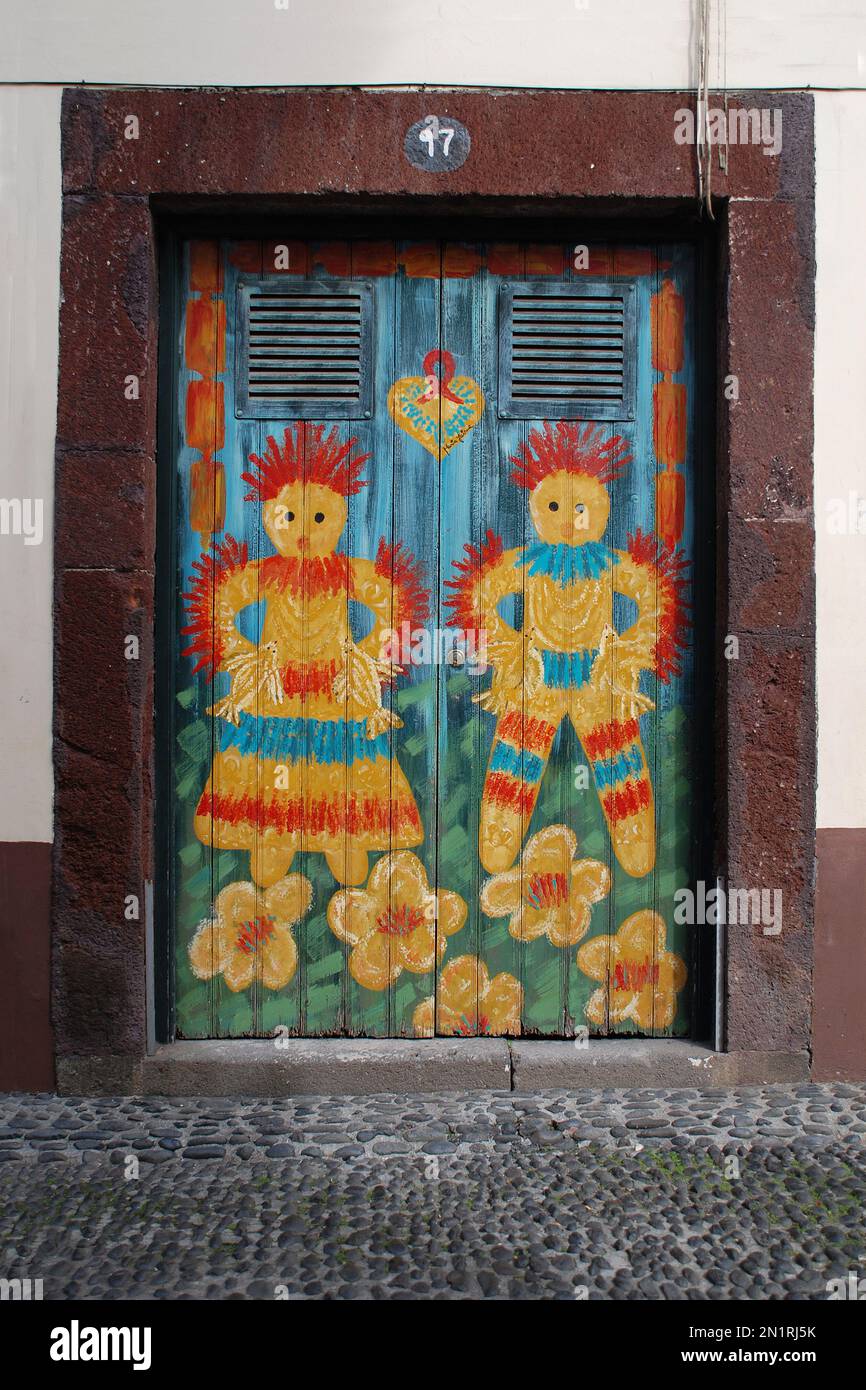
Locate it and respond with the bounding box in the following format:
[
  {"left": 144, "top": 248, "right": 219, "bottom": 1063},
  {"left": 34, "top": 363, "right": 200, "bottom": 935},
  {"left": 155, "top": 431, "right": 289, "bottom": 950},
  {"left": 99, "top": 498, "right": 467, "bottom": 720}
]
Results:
[{"left": 417, "top": 349, "right": 464, "bottom": 404}]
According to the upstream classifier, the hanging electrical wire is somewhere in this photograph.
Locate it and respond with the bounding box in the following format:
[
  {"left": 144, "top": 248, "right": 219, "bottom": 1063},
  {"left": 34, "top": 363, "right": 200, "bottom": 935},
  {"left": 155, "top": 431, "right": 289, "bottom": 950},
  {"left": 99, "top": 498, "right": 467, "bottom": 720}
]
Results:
[
  {"left": 718, "top": 0, "right": 729, "bottom": 175},
  {"left": 696, "top": 0, "right": 729, "bottom": 218},
  {"left": 697, "top": 0, "right": 713, "bottom": 218}
]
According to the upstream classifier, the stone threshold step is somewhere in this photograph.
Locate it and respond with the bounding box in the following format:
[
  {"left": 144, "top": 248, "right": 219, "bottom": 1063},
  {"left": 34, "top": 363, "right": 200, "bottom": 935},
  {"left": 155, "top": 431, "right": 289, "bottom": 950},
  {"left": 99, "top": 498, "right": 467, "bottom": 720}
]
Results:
[{"left": 55, "top": 1041, "right": 810, "bottom": 1096}]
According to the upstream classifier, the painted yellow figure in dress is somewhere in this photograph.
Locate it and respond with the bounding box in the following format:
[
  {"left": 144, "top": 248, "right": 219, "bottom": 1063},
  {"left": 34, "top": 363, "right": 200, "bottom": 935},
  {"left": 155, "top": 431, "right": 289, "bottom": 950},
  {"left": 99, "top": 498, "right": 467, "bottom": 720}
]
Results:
[{"left": 183, "top": 425, "right": 429, "bottom": 889}]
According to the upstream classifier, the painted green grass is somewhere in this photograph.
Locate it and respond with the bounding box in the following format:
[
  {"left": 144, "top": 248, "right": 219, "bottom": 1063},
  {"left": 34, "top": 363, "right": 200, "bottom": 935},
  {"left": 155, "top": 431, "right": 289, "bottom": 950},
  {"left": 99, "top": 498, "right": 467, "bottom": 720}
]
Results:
[{"left": 174, "top": 677, "right": 692, "bottom": 1038}]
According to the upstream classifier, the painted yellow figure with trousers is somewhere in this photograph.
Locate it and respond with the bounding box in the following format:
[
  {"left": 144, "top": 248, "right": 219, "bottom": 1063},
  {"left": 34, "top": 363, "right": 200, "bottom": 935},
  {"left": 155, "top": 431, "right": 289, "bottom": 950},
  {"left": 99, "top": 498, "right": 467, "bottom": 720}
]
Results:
[
  {"left": 183, "top": 424, "right": 428, "bottom": 888},
  {"left": 446, "top": 422, "right": 689, "bottom": 879}
]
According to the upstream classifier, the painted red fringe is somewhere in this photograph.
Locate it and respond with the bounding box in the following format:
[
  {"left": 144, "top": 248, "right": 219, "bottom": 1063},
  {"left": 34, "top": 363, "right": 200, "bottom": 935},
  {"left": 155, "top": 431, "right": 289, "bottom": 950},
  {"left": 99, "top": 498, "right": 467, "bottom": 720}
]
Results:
[
  {"left": 510, "top": 421, "right": 631, "bottom": 491},
  {"left": 483, "top": 772, "right": 538, "bottom": 817},
  {"left": 260, "top": 552, "right": 350, "bottom": 599},
  {"left": 279, "top": 660, "right": 338, "bottom": 699},
  {"left": 201, "top": 791, "right": 422, "bottom": 839},
  {"left": 583, "top": 717, "right": 641, "bottom": 763},
  {"left": 626, "top": 528, "right": 691, "bottom": 683},
  {"left": 181, "top": 535, "right": 249, "bottom": 678},
  {"left": 526, "top": 872, "right": 569, "bottom": 909},
  {"left": 242, "top": 423, "right": 370, "bottom": 501},
  {"left": 602, "top": 777, "right": 652, "bottom": 823},
  {"left": 614, "top": 959, "right": 659, "bottom": 992},
  {"left": 444, "top": 529, "right": 504, "bottom": 635},
  {"left": 236, "top": 916, "right": 276, "bottom": 955},
  {"left": 376, "top": 904, "right": 426, "bottom": 938},
  {"left": 498, "top": 711, "right": 557, "bottom": 756},
  {"left": 373, "top": 538, "right": 430, "bottom": 628}
]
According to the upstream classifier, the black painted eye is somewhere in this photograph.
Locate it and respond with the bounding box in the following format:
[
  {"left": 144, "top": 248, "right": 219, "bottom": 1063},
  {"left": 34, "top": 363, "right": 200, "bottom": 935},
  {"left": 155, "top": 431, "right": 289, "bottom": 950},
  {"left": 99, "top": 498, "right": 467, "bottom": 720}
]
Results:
[
  {"left": 286, "top": 511, "right": 295, "bottom": 522},
  {"left": 314, "top": 511, "right": 325, "bottom": 524},
  {"left": 548, "top": 501, "right": 559, "bottom": 512}
]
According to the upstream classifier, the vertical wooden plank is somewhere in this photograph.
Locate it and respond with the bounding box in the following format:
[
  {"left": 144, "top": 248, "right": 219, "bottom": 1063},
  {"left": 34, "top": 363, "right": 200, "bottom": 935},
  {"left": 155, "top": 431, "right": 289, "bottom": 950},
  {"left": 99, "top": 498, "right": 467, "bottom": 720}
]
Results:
[
  {"left": 443, "top": 244, "right": 527, "bottom": 1039},
  {"left": 515, "top": 252, "right": 531, "bottom": 1041},
  {"left": 556, "top": 251, "right": 580, "bottom": 1038},
  {"left": 388, "top": 241, "right": 440, "bottom": 1037},
  {"left": 540, "top": 245, "right": 579, "bottom": 1038},
  {"left": 244, "top": 244, "right": 302, "bottom": 1035},
  {"left": 213, "top": 237, "right": 259, "bottom": 1039},
  {"left": 567, "top": 244, "right": 612, "bottom": 1039},
  {"left": 604, "top": 244, "right": 660, "bottom": 1036},
  {"left": 334, "top": 239, "right": 404, "bottom": 1038},
  {"left": 312, "top": 238, "right": 348, "bottom": 1039},
  {"left": 177, "top": 237, "right": 252, "bottom": 1040},
  {"left": 174, "top": 238, "right": 215, "bottom": 1039},
  {"left": 332, "top": 241, "right": 394, "bottom": 1038},
  {"left": 595, "top": 246, "right": 619, "bottom": 1041},
  {"left": 309, "top": 237, "right": 354, "bottom": 1039},
  {"left": 650, "top": 241, "right": 695, "bottom": 1036},
  {"left": 296, "top": 240, "right": 371, "bottom": 1039},
  {"left": 598, "top": 246, "right": 633, "bottom": 1037},
  {"left": 297, "top": 406, "right": 313, "bottom": 1037},
  {"left": 438, "top": 242, "right": 484, "bottom": 1033},
  {"left": 480, "top": 245, "right": 528, "bottom": 1035},
  {"left": 262, "top": 237, "right": 313, "bottom": 1036},
  {"left": 647, "top": 245, "right": 665, "bottom": 1040},
  {"left": 568, "top": 241, "right": 621, "bottom": 1041}
]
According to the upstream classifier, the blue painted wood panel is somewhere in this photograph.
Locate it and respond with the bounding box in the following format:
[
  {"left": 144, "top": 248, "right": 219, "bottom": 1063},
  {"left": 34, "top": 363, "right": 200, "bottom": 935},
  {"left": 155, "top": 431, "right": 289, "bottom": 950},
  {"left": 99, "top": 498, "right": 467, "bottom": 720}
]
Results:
[{"left": 170, "top": 237, "right": 698, "bottom": 1039}]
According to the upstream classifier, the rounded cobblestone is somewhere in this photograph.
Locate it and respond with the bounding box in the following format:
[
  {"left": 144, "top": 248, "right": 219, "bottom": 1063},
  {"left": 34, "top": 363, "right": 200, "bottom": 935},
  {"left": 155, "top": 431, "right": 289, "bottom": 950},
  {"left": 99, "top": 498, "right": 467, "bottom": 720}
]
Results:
[{"left": 1, "top": 1084, "right": 865, "bottom": 1299}]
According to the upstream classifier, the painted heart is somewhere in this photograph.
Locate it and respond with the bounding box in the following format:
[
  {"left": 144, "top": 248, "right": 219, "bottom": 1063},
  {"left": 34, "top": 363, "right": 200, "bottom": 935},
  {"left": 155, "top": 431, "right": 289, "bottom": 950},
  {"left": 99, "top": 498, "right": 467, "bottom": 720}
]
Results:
[{"left": 387, "top": 349, "right": 484, "bottom": 460}]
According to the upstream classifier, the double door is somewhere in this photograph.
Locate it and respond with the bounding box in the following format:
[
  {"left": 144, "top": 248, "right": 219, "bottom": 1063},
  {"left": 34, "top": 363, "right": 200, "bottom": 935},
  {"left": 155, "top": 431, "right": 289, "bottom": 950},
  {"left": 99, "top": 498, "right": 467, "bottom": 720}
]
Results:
[{"left": 168, "top": 234, "right": 699, "bottom": 1039}]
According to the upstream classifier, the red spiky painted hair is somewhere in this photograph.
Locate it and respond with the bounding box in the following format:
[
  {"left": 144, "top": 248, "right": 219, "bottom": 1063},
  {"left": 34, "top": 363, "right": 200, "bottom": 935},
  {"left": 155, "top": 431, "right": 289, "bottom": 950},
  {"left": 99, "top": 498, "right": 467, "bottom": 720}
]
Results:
[
  {"left": 510, "top": 421, "right": 631, "bottom": 491},
  {"left": 626, "top": 528, "right": 691, "bottom": 683},
  {"left": 181, "top": 535, "right": 249, "bottom": 679},
  {"left": 242, "top": 423, "right": 370, "bottom": 502}
]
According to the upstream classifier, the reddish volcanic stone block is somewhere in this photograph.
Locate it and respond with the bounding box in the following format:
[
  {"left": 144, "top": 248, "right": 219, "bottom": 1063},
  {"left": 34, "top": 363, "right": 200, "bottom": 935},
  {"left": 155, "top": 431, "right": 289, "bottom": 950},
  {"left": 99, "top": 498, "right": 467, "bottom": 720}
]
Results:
[
  {"left": 57, "top": 196, "right": 156, "bottom": 451},
  {"left": 55, "top": 450, "right": 154, "bottom": 572}
]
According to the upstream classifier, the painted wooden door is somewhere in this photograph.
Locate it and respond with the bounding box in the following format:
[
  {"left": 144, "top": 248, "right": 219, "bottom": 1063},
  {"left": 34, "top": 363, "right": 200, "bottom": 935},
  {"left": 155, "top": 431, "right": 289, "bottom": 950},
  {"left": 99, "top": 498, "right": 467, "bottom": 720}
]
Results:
[{"left": 169, "top": 236, "right": 698, "bottom": 1039}]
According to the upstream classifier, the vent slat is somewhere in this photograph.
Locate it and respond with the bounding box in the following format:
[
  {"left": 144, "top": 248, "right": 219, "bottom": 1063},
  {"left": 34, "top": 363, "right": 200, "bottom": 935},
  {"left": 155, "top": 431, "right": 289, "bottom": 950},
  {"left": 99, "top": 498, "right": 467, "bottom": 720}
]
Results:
[
  {"left": 238, "top": 279, "right": 372, "bottom": 417},
  {"left": 249, "top": 313, "right": 361, "bottom": 324},
  {"left": 249, "top": 328, "right": 361, "bottom": 339},
  {"left": 249, "top": 298, "right": 361, "bottom": 307},
  {"left": 511, "top": 382, "right": 623, "bottom": 393},
  {"left": 248, "top": 352, "right": 361, "bottom": 361},
  {"left": 513, "top": 311, "right": 624, "bottom": 323},
  {"left": 500, "top": 280, "right": 635, "bottom": 420},
  {"left": 249, "top": 363, "right": 359, "bottom": 372},
  {"left": 249, "top": 338, "right": 360, "bottom": 347},
  {"left": 513, "top": 351, "right": 624, "bottom": 362},
  {"left": 249, "top": 297, "right": 361, "bottom": 306},
  {"left": 512, "top": 335, "right": 624, "bottom": 349},
  {"left": 513, "top": 372, "right": 624, "bottom": 384},
  {"left": 249, "top": 373, "right": 362, "bottom": 383},
  {"left": 512, "top": 297, "right": 622, "bottom": 307},
  {"left": 249, "top": 385, "right": 360, "bottom": 397},
  {"left": 513, "top": 324, "right": 623, "bottom": 334},
  {"left": 513, "top": 393, "right": 623, "bottom": 400}
]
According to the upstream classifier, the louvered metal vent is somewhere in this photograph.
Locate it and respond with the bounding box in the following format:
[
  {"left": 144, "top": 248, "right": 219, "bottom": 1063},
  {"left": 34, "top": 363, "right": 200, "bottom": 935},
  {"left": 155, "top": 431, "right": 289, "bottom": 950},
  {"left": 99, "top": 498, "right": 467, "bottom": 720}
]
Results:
[
  {"left": 498, "top": 280, "right": 636, "bottom": 421},
  {"left": 235, "top": 279, "right": 373, "bottom": 419}
]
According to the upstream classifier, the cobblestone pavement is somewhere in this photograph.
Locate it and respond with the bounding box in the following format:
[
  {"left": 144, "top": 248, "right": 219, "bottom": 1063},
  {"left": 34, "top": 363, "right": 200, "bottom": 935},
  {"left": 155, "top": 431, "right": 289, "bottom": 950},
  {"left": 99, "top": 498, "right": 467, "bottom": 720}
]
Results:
[{"left": 2, "top": 1084, "right": 865, "bottom": 1300}]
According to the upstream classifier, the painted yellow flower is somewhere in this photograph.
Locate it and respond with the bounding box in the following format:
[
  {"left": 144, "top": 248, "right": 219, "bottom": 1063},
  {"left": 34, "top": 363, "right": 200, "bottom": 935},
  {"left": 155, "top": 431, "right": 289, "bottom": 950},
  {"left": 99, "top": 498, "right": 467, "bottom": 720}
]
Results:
[
  {"left": 480, "top": 823, "right": 610, "bottom": 947},
  {"left": 576, "top": 909, "right": 687, "bottom": 1031},
  {"left": 327, "top": 851, "right": 467, "bottom": 991},
  {"left": 413, "top": 955, "right": 523, "bottom": 1037},
  {"left": 188, "top": 875, "right": 312, "bottom": 993}
]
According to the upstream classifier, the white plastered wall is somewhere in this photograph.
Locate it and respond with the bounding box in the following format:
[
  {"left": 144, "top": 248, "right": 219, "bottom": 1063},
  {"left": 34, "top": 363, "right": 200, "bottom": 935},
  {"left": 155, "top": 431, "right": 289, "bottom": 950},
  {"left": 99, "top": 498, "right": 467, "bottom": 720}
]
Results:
[
  {"left": 0, "top": 85, "right": 60, "bottom": 842},
  {"left": 0, "top": 0, "right": 863, "bottom": 842},
  {"left": 814, "top": 90, "right": 866, "bottom": 828}
]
